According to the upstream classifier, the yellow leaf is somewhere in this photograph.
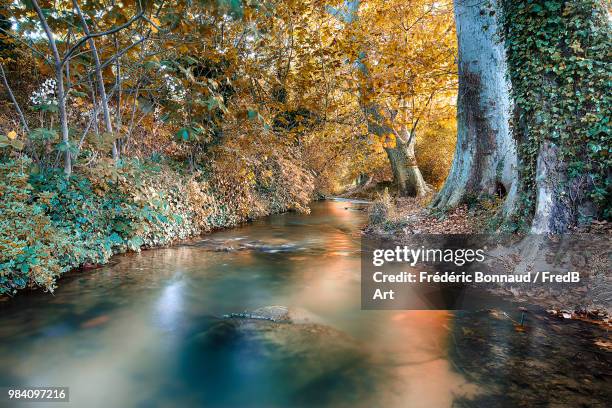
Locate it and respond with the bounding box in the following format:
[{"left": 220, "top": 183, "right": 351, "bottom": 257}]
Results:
[
  {"left": 7, "top": 130, "right": 17, "bottom": 140},
  {"left": 149, "top": 17, "right": 161, "bottom": 33}
]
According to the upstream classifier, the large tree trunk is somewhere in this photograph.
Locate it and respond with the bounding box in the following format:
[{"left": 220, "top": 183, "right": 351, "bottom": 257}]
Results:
[
  {"left": 432, "top": 0, "right": 516, "bottom": 213},
  {"left": 500, "top": 0, "right": 609, "bottom": 233},
  {"left": 530, "top": 141, "right": 576, "bottom": 233},
  {"left": 385, "top": 131, "right": 430, "bottom": 197},
  {"left": 530, "top": 141, "right": 600, "bottom": 233}
]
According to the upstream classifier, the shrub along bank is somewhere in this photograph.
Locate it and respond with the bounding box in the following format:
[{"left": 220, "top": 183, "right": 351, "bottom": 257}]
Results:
[{"left": 0, "top": 156, "right": 314, "bottom": 296}]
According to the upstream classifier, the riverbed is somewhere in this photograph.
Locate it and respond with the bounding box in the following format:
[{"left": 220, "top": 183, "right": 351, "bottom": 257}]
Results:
[{"left": 0, "top": 200, "right": 609, "bottom": 407}]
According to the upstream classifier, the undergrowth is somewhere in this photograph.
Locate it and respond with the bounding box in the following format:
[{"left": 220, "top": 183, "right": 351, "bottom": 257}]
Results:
[{"left": 0, "top": 155, "right": 314, "bottom": 296}]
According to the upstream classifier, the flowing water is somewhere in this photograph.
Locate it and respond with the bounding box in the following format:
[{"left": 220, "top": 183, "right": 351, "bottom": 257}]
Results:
[{"left": 0, "top": 200, "right": 610, "bottom": 407}]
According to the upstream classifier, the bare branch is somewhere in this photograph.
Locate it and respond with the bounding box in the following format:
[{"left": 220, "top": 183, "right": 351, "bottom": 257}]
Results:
[
  {"left": 62, "top": 8, "right": 145, "bottom": 66},
  {"left": 0, "top": 63, "right": 30, "bottom": 133}
]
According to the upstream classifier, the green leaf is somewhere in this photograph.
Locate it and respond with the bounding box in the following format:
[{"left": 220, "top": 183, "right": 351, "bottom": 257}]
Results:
[
  {"left": 109, "top": 233, "right": 123, "bottom": 245},
  {"left": 70, "top": 90, "right": 88, "bottom": 98},
  {"left": 176, "top": 128, "right": 189, "bottom": 141},
  {"left": 32, "top": 103, "right": 59, "bottom": 113},
  {"left": 10, "top": 139, "right": 25, "bottom": 150},
  {"left": 0, "top": 135, "right": 25, "bottom": 150},
  {"left": 127, "top": 236, "right": 144, "bottom": 250},
  {"left": 29, "top": 128, "right": 59, "bottom": 142},
  {"left": 56, "top": 140, "right": 76, "bottom": 154}
]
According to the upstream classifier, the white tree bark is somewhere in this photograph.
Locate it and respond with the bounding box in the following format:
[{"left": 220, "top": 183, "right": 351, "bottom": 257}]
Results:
[
  {"left": 432, "top": 0, "right": 516, "bottom": 213},
  {"left": 73, "top": 0, "right": 119, "bottom": 160},
  {"left": 529, "top": 141, "right": 594, "bottom": 233},
  {"left": 32, "top": 0, "right": 71, "bottom": 175}
]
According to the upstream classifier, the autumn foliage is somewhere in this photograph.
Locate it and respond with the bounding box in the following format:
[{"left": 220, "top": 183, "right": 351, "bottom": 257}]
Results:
[{"left": 0, "top": 0, "right": 458, "bottom": 293}]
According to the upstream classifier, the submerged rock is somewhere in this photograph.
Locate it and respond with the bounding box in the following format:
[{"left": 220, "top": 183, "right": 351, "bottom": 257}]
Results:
[
  {"left": 223, "top": 305, "right": 290, "bottom": 322},
  {"left": 223, "top": 305, "right": 323, "bottom": 324},
  {"left": 181, "top": 238, "right": 300, "bottom": 254},
  {"left": 181, "top": 306, "right": 392, "bottom": 407}
]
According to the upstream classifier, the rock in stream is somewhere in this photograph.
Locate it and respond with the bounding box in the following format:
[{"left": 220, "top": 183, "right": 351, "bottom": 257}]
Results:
[{"left": 178, "top": 306, "right": 392, "bottom": 407}]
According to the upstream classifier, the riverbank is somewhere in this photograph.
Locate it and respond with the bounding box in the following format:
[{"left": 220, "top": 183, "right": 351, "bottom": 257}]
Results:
[
  {"left": 363, "top": 190, "right": 611, "bottom": 323},
  {"left": 1, "top": 200, "right": 609, "bottom": 407},
  {"left": 0, "top": 156, "right": 314, "bottom": 297}
]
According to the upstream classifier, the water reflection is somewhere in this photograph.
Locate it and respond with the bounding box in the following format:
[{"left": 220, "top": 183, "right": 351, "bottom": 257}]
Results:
[
  {"left": 155, "top": 277, "right": 186, "bottom": 333},
  {"left": 0, "top": 201, "right": 609, "bottom": 407}
]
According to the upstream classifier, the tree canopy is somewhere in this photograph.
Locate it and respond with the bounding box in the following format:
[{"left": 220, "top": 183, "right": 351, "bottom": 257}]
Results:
[{"left": 0, "top": 0, "right": 457, "bottom": 193}]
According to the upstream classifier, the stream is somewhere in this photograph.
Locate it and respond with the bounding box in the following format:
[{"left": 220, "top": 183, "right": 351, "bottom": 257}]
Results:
[{"left": 0, "top": 200, "right": 609, "bottom": 407}]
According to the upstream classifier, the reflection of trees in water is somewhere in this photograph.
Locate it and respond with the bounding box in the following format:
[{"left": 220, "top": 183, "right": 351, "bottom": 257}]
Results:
[{"left": 449, "top": 310, "right": 611, "bottom": 407}]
